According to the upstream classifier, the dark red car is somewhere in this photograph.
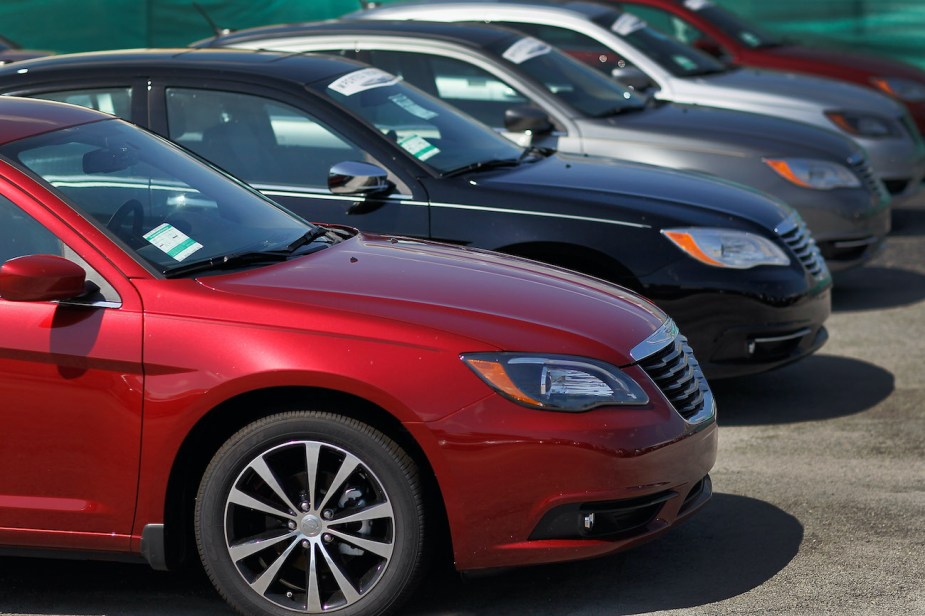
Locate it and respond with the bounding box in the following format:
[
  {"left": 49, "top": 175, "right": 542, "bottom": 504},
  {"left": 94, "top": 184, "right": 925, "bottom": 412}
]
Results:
[
  {"left": 0, "top": 96, "right": 716, "bottom": 616},
  {"left": 616, "top": 0, "right": 925, "bottom": 133}
]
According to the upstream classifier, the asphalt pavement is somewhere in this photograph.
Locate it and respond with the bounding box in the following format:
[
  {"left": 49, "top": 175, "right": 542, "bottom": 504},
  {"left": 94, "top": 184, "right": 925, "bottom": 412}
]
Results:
[{"left": 1, "top": 198, "right": 923, "bottom": 616}]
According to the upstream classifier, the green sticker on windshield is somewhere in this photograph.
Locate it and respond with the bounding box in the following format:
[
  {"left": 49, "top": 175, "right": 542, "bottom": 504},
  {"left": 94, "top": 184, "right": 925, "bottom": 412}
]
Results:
[
  {"left": 144, "top": 223, "right": 203, "bottom": 261},
  {"left": 398, "top": 135, "right": 440, "bottom": 161}
]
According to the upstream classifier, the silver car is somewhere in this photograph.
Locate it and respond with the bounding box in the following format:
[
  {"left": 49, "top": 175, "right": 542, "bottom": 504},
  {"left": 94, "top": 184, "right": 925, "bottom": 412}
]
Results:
[
  {"left": 350, "top": 0, "right": 925, "bottom": 203},
  {"left": 203, "top": 19, "right": 891, "bottom": 270}
]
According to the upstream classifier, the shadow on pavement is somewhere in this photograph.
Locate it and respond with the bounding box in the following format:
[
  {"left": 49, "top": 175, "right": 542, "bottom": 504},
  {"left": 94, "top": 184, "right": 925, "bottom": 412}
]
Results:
[
  {"left": 890, "top": 204, "right": 925, "bottom": 237},
  {"left": 403, "top": 493, "right": 802, "bottom": 615},
  {"left": 711, "top": 354, "right": 893, "bottom": 426},
  {"left": 0, "top": 558, "right": 230, "bottom": 615},
  {"left": 832, "top": 265, "right": 925, "bottom": 311}
]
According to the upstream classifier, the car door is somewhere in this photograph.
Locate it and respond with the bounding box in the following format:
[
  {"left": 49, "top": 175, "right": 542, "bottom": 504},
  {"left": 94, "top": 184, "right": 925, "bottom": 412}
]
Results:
[
  {"left": 0, "top": 183, "right": 143, "bottom": 552},
  {"left": 148, "top": 81, "right": 430, "bottom": 238}
]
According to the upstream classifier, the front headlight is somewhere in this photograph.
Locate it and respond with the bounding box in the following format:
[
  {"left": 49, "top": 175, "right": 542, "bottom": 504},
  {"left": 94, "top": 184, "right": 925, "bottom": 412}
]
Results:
[
  {"left": 764, "top": 158, "right": 861, "bottom": 190},
  {"left": 461, "top": 353, "right": 649, "bottom": 411},
  {"left": 825, "top": 110, "right": 896, "bottom": 137},
  {"left": 870, "top": 77, "right": 925, "bottom": 103},
  {"left": 662, "top": 227, "right": 790, "bottom": 269}
]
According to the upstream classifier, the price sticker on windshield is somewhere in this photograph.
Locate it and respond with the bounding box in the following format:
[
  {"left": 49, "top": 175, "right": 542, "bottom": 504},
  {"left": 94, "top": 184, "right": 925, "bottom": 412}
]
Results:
[
  {"left": 502, "top": 38, "right": 552, "bottom": 64},
  {"left": 612, "top": 13, "right": 647, "bottom": 36},
  {"left": 144, "top": 223, "right": 203, "bottom": 261},
  {"left": 328, "top": 68, "right": 401, "bottom": 96},
  {"left": 398, "top": 135, "right": 440, "bottom": 161},
  {"left": 684, "top": 0, "right": 714, "bottom": 10}
]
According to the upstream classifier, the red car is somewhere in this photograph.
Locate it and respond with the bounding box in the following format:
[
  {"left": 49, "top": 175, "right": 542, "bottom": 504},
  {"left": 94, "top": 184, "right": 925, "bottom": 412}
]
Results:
[
  {"left": 616, "top": 0, "right": 925, "bottom": 133},
  {"left": 0, "top": 96, "right": 716, "bottom": 616}
]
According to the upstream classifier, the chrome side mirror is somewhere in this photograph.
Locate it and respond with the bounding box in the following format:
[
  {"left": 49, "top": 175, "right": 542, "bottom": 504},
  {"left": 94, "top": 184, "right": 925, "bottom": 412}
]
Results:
[{"left": 328, "top": 161, "right": 391, "bottom": 196}]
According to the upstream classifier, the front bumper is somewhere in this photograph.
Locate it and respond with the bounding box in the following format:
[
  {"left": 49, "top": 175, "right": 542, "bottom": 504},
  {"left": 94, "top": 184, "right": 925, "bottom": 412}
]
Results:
[
  {"left": 861, "top": 129, "right": 925, "bottom": 204},
  {"left": 413, "top": 363, "right": 718, "bottom": 571},
  {"left": 653, "top": 285, "right": 831, "bottom": 379}
]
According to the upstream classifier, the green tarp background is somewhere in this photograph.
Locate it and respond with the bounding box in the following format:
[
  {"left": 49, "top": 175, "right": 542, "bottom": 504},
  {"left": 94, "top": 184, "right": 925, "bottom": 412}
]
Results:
[{"left": 1, "top": 0, "right": 924, "bottom": 70}]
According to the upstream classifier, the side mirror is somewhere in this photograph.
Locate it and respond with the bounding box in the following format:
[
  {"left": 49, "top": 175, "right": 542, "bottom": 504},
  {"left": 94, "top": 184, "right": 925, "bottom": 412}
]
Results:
[
  {"left": 504, "top": 105, "right": 554, "bottom": 134},
  {"left": 328, "top": 161, "right": 392, "bottom": 196},
  {"left": 0, "top": 254, "right": 87, "bottom": 302},
  {"left": 610, "top": 66, "right": 655, "bottom": 92}
]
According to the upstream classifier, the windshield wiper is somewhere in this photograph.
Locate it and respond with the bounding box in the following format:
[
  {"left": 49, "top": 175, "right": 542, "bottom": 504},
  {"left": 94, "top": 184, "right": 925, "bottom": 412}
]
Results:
[
  {"left": 163, "top": 227, "right": 336, "bottom": 278},
  {"left": 442, "top": 158, "right": 522, "bottom": 177},
  {"left": 518, "top": 145, "right": 556, "bottom": 161},
  {"left": 593, "top": 103, "right": 648, "bottom": 119}
]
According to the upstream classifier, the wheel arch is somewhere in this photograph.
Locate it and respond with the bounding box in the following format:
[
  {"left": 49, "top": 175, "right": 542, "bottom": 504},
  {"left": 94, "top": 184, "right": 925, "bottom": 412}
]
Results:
[{"left": 155, "top": 385, "right": 452, "bottom": 573}]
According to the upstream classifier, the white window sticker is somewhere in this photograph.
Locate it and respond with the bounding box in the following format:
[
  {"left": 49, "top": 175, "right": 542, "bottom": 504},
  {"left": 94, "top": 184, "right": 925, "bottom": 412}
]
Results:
[
  {"left": 684, "top": 0, "right": 714, "bottom": 11},
  {"left": 389, "top": 93, "right": 439, "bottom": 120},
  {"left": 398, "top": 135, "right": 440, "bottom": 161},
  {"left": 612, "top": 13, "right": 648, "bottom": 37},
  {"left": 502, "top": 37, "right": 552, "bottom": 64},
  {"left": 143, "top": 223, "right": 203, "bottom": 262},
  {"left": 328, "top": 68, "right": 401, "bottom": 96}
]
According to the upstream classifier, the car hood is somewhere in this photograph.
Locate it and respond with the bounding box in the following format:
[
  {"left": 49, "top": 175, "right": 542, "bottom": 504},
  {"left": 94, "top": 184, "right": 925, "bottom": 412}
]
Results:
[
  {"left": 196, "top": 231, "right": 667, "bottom": 365},
  {"left": 680, "top": 66, "right": 906, "bottom": 116},
  {"left": 761, "top": 44, "right": 925, "bottom": 82},
  {"left": 581, "top": 101, "right": 861, "bottom": 160},
  {"left": 474, "top": 154, "right": 790, "bottom": 230}
]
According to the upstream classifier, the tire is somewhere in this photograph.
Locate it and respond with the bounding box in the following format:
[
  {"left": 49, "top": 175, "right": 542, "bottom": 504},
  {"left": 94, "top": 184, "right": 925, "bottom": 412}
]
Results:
[{"left": 195, "top": 411, "right": 426, "bottom": 616}]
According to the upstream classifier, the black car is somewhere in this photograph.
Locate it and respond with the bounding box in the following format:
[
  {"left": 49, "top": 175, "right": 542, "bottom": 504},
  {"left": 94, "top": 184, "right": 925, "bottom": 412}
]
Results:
[{"left": 0, "top": 49, "right": 831, "bottom": 377}]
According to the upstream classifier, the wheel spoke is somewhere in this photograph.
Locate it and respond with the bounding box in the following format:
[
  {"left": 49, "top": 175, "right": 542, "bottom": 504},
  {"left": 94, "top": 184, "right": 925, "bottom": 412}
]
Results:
[
  {"left": 318, "top": 541, "right": 361, "bottom": 604},
  {"left": 249, "top": 455, "right": 300, "bottom": 515},
  {"left": 305, "top": 543, "right": 324, "bottom": 613},
  {"left": 304, "top": 442, "right": 321, "bottom": 511},
  {"left": 317, "top": 453, "right": 361, "bottom": 512},
  {"left": 228, "top": 485, "right": 295, "bottom": 520},
  {"left": 228, "top": 530, "right": 297, "bottom": 563},
  {"left": 250, "top": 536, "right": 301, "bottom": 596},
  {"left": 327, "top": 528, "right": 394, "bottom": 560}
]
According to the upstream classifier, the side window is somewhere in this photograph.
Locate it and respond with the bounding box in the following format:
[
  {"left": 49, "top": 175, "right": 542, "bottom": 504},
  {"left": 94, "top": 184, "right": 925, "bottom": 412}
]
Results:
[
  {"left": 507, "top": 21, "right": 635, "bottom": 75},
  {"left": 627, "top": 6, "right": 709, "bottom": 46},
  {"left": 166, "top": 88, "right": 371, "bottom": 190},
  {"left": 365, "top": 50, "right": 529, "bottom": 128},
  {"left": 28, "top": 87, "right": 132, "bottom": 120},
  {"left": 0, "top": 195, "right": 119, "bottom": 303}
]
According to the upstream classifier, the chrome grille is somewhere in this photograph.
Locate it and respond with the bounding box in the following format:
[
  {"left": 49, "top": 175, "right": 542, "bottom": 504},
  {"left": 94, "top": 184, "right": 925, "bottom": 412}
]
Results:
[
  {"left": 631, "top": 321, "right": 713, "bottom": 424},
  {"left": 776, "top": 213, "right": 828, "bottom": 280},
  {"left": 846, "top": 152, "right": 889, "bottom": 202}
]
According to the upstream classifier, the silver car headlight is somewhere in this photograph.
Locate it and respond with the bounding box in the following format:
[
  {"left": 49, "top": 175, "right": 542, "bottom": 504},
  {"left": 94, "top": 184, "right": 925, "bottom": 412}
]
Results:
[
  {"left": 825, "top": 110, "right": 897, "bottom": 137},
  {"left": 870, "top": 77, "right": 925, "bottom": 103},
  {"left": 763, "top": 158, "right": 861, "bottom": 190},
  {"left": 662, "top": 228, "right": 790, "bottom": 269},
  {"left": 461, "top": 353, "right": 649, "bottom": 411}
]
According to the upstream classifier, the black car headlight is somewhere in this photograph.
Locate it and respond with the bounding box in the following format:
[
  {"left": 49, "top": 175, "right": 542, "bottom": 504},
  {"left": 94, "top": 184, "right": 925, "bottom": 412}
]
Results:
[{"left": 461, "top": 353, "right": 649, "bottom": 411}]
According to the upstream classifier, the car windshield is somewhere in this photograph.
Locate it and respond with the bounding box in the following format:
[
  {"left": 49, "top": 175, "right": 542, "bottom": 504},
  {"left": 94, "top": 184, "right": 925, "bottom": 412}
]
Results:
[
  {"left": 591, "top": 10, "right": 729, "bottom": 77},
  {"left": 487, "top": 35, "right": 647, "bottom": 117},
  {"left": 0, "top": 119, "right": 317, "bottom": 275},
  {"left": 315, "top": 67, "right": 525, "bottom": 175},
  {"left": 694, "top": 3, "right": 785, "bottom": 49}
]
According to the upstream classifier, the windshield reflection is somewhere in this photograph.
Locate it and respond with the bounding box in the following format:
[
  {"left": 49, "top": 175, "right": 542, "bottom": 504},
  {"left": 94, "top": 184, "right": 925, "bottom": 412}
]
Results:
[
  {"left": 0, "top": 119, "right": 313, "bottom": 274},
  {"left": 318, "top": 68, "right": 525, "bottom": 175}
]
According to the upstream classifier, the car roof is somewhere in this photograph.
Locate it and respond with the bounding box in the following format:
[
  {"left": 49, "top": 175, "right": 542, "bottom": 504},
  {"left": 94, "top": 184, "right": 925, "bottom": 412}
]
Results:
[
  {"left": 351, "top": 0, "right": 617, "bottom": 20},
  {"left": 0, "top": 48, "right": 367, "bottom": 88},
  {"left": 0, "top": 95, "right": 113, "bottom": 145},
  {"left": 201, "top": 19, "right": 523, "bottom": 51}
]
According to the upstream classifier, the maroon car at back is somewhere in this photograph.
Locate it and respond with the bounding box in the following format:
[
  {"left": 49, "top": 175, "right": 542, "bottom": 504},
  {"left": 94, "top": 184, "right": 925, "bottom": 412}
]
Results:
[
  {"left": 616, "top": 0, "right": 925, "bottom": 133},
  {"left": 0, "top": 96, "right": 716, "bottom": 616}
]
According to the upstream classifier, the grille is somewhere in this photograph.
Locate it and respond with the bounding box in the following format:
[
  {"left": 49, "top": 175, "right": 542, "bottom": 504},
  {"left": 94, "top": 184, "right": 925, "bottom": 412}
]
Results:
[
  {"left": 637, "top": 334, "right": 707, "bottom": 421},
  {"left": 776, "top": 214, "right": 827, "bottom": 280},
  {"left": 846, "top": 152, "right": 889, "bottom": 202}
]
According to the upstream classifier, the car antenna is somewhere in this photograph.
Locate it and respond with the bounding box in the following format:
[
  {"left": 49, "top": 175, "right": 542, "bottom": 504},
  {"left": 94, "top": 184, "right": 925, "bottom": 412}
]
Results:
[{"left": 193, "top": 1, "right": 232, "bottom": 37}]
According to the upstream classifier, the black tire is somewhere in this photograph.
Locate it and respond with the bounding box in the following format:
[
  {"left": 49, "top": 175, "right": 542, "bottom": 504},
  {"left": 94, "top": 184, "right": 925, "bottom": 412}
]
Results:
[{"left": 195, "top": 411, "right": 426, "bottom": 616}]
